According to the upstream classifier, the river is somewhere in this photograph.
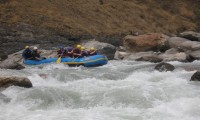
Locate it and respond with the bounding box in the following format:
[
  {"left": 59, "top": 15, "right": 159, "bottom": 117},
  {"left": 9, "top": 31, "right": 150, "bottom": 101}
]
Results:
[{"left": 1, "top": 61, "right": 200, "bottom": 120}]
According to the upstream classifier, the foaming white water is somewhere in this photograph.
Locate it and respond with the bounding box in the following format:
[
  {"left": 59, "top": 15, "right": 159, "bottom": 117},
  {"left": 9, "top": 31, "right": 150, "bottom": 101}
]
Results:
[{"left": 1, "top": 61, "right": 200, "bottom": 120}]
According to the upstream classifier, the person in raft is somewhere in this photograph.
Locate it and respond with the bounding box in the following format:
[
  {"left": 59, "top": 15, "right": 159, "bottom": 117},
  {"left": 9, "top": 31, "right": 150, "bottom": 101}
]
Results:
[
  {"left": 66, "top": 46, "right": 74, "bottom": 58},
  {"left": 57, "top": 46, "right": 67, "bottom": 58},
  {"left": 88, "top": 47, "right": 97, "bottom": 56},
  {"left": 31, "top": 47, "right": 46, "bottom": 60},
  {"left": 22, "top": 46, "right": 33, "bottom": 60},
  {"left": 72, "top": 45, "right": 82, "bottom": 58},
  {"left": 81, "top": 46, "right": 88, "bottom": 57}
]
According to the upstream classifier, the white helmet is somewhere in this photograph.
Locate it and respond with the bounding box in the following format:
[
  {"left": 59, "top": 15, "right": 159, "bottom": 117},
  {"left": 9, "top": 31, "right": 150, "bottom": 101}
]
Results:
[{"left": 33, "top": 47, "right": 38, "bottom": 50}]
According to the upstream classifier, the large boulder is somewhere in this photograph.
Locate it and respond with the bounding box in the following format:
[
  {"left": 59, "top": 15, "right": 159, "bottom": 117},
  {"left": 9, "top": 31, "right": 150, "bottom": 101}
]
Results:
[
  {"left": 159, "top": 48, "right": 187, "bottom": 62},
  {"left": 168, "top": 37, "right": 200, "bottom": 51},
  {"left": 179, "top": 31, "right": 200, "bottom": 41},
  {"left": 0, "top": 60, "right": 25, "bottom": 70},
  {"left": 189, "top": 50, "right": 200, "bottom": 60},
  {"left": 0, "top": 76, "right": 32, "bottom": 88},
  {"left": 123, "top": 51, "right": 163, "bottom": 63},
  {"left": 0, "top": 50, "right": 25, "bottom": 70},
  {"left": 190, "top": 71, "right": 200, "bottom": 81},
  {"left": 123, "top": 33, "right": 169, "bottom": 52},
  {"left": 82, "top": 40, "right": 116, "bottom": 60},
  {"left": 114, "top": 51, "right": 130, "bottom": 60},
  {"left": 154, "top": 62, "right": 175, "bottom": 72},
  {"left": 136, "top": 56, "right": 163, "bottom": 63}
]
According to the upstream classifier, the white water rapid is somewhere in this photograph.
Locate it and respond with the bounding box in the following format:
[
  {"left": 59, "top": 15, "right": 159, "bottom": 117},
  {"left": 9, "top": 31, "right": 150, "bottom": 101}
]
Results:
[{"left": 1, "top": 61, "right": 200, "bottom": 120}]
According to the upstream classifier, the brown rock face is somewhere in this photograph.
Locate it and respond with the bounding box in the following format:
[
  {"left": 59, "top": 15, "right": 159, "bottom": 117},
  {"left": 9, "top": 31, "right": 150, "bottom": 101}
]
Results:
[
  {"left": 0, "top": 76, "right": 32, "bottom": 88},
  {"left": 123, "top": 33, "right": 169, "bottom": 52}
]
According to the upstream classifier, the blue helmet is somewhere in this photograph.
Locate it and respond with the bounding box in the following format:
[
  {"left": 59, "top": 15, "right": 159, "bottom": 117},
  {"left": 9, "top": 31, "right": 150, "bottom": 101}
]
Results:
[{"left": 67, "top": 47, "right": 73, "bottom": 51}]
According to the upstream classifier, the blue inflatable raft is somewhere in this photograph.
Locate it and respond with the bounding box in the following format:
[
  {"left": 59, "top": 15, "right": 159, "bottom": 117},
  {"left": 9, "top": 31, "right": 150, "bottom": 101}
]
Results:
[{"left": 24, "top": 55, "right": 108, "bottom": 67}]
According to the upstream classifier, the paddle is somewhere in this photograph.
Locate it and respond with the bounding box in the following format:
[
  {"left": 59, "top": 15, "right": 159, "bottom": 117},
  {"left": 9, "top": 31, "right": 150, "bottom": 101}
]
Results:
[
  {"left": 73, "top": 55, "right": 81, "bottom": 62},
  {"left": 56, "top": 50, "right": 64, "bottom": 64}
]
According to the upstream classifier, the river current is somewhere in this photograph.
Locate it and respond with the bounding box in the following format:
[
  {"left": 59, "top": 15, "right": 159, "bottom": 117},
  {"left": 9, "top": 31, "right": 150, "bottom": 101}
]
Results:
[{"left": 1, "top": 61, "right": 200, "bottom": 120}]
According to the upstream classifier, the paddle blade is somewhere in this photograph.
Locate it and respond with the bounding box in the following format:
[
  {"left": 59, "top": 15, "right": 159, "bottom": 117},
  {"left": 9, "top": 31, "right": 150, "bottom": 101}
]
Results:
[{"left": 56, "top": 57, "right": 61, "bottom": 64}]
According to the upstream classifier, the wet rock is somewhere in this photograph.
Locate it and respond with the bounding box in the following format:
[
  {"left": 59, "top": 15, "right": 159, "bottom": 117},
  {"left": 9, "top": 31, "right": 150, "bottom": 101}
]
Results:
[
  {"left": 0, "top": 60, "right": 25, "bottom": 70},
  {"left": 123, "top": 51, "right": 159, "bottom": 60},
  {"left": 191, "top": 71, "right": 200, "bottom": 81},
  {"left": 179, "top": 31, "right": 200, "bottom": 41},
  {"left": 155, "top": 62, "right": 175, "bottom": 72},
  {"left": 117, "top": 46, "right": 126, "bottom": 52},
  {"left": 123, "top": 33, "right": 169, "bottom": 52},
  {"left": 164, "top": 48, "right": 179, "bottom": 54},
  {"left": 0, "top": 51, "right": 25, "bottom": 70},
  {"left": 136, "top": 56, "right": 163, "bottom": 63},
  {"left": 114, "top": 51, "right": 129, "bottom": 60},
  {"left": 168, "top": 37, "right": 200, "bottom": 51},
  {"left": 189, "top": 50, "right": 200, "bottom": 60},
  {"left": 0, "top": 76, "right": 32, "bottom": 88},
  {"left": 82, "top": 40, "right": 116, "bottom": 60},
  {"left": 159, "top": 52, "right": 187, "bottom": 62}
]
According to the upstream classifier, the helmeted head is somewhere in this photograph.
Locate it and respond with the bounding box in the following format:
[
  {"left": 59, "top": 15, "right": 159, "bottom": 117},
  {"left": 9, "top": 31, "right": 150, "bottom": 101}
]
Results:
[
  {"left": 81, "top": 47, "right": 86, "bottom": 50},
  {"left": 25, "top": 46, "right": 29, "bottom": 49},
  {"left": 33, "top": 47, "right": 38, "bottom": 51},
  {"left": 76, "top": 45, "right": 81, "bottom": 49},
  {"left": 90, "top": 47, "right": 95, "bottom": 51},
  {"left": 67, "top": 47, "right": 73, "bottom": 51}
]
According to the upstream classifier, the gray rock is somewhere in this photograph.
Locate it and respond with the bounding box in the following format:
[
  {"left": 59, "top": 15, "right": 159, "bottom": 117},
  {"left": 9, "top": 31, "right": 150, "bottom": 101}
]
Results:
[
  {"left": 0, "top": 50, "right": 25, "bottom": 70},
  {"left": 155, "top": 62, "right": 175, "bottom": 72},
  {"left": 189, "top": 50, "right": 200, "bottom": 60},
  {"left": 191, "top": 71, "right": 200, "bottom": 81},
  {"left": 164, "top": 48, "right": 179, "bottom": 54},
  {"left": 114, "top": 51, "right": 129, "bottom": 60},
  {"left": 179, "top": 31, "right": 200, "bottom": 41},
  {"left": 82, "top": 40, "right": 116, "bottom": 60},
  {"left": 168, "top": 37, "right": 200, "bottom": 51},
  {"left": 0, "top": 76, "right": 32, "bottom": 88},
  {"left": 159, "top": 52, "right": 187, "bottom": 62},
  {"left": 123, "top": 51, "right": 159, "bottom": 60},
  {"left": 136, "top": 56, "right": 163, "bottom": 63},
  {"left": 0, "top": 60, "right": 25, "bottom": 70}
]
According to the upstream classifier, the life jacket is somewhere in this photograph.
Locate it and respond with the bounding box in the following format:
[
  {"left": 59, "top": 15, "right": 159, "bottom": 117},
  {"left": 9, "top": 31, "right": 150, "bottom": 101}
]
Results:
[
  {"left": 22, "top": 49, "right": 32, "bottom": 59},
  {"left": 57, "top": 49, "right": 67, "bottom": 57},
  {"left": 81, "top": 50, "right": 88, "bottom": 57},
  {"left": 73, "top": 48, "right": 81, "bottom": 54},
  {"left": 31, "top": 50, "right": 41, "bottom": 60},
  {"left": 66, "top": 47, "right": 73, "bottom": 58},
  {"left": 72, "top": 48, "right": 81, "bottom": 57}
]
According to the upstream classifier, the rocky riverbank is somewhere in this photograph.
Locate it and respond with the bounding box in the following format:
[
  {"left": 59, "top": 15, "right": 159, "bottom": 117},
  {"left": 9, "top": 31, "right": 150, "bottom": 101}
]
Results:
[
  {"left": 1, "top": 30, "right": 200, "bottom": 91},
  {"left": 115, "top": 31, "right": 200, "bottom": 63},
  {"left": 1, "top": 31, "right": 200, "bottom": 68}
]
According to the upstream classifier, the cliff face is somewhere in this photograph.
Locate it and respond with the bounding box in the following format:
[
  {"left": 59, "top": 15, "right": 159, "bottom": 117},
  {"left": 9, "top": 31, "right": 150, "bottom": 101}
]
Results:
[{"left": 0, "top": 0, "right": 200, "bottom": 36}]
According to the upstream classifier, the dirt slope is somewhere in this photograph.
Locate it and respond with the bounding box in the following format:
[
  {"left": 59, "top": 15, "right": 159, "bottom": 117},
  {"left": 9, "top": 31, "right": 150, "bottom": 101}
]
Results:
[{"left": 0, "top": 0, "right": 200, "bottom": 36}]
